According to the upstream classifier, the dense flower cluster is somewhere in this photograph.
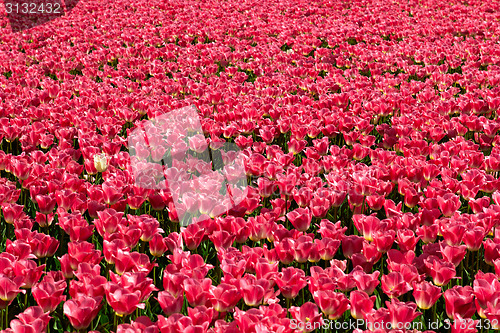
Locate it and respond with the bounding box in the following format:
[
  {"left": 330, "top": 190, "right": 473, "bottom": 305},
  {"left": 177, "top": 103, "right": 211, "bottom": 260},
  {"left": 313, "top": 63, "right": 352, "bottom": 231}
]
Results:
[{"left": 0, "top": 0, "right": 500, "bottom": 332}]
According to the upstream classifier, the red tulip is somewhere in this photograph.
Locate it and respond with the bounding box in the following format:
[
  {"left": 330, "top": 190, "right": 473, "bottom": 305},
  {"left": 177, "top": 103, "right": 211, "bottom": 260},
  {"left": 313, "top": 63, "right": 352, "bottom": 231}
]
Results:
[
  {"left": 286, "top": 208, "right": 312, "bottom": 232},
  {"left": 441, "top": 222, "right": 466, "bottom": 246},
  {"left": 64, "top": 295, "right": 103, "bottom": 330},
  {"left": 116, "top": 316, "right": 158, "bottom": 333},
  {"left": 366, "top": 194, "right": 385, "bottom": 211},
  {"left": 177, "top": 253, "right": 213, "bottom": 280},
  {"left": 316, "top": 237, "right": 340, "bottom": 261},
  {"left": 444, "top": 285, "right": 476, "bottom": 320},
  {"left": 294, "top": 235, "right": 319, "bottom": 263},
  {"left": 485, "top": 298, "right": 500, "bottom": 329},
  {"left": 163, "top": 272, "right": 186, "bottom": 298},
  {"left": 69, "top": 264, "right": 107, "bottom": 299},
  {"left": 288, "top": 138, "right": 307, "bottom": 155},
  {"left": 254, "top": 258, "right": 279, "bottom": 280},
  {"left": 440, "top": 243, "right": 467, "bottom": 267},
  {"left": 148, "top": 193, "right": 166, "bottom": 211},
  {"left": 349, "top": 290, "right": 376, "bottom": 320},
  {"left": 26, "top": 232, "right": 58, "bottom": 259},
  {"left": 258, "top": 178, "right": 276, "bottom": 198},
  {"left": 94, "top": 208, "right": 126, "bottom": 236},
  {"left": 437, "top": 193, "right": 461, "bottom": 217},
  {"left": 35, "top": 194, "right": 57, "bottom": 215},
  {"left": 473, "top": 272, "right": 500, "bottom": 319},
  {"left": 342, "top": 235, "right": 364, "bottom": 259},
  {"left": 274, "top": 267, "right": 307, "bottom": 299},
  {"left": 113, "top": 249, "right": 155, "bottom": 275},
  {"left": 65, "top": 241, "right": 102, "bottom": 272},
  {"left": 353, "top": 214, "right": 382, "bottom": 242},
  {"left": 240, "top": 284, "right": 265, "bottom": 308},
  {"left": 183, "top": 278, "right": 213, "bottom": 307},
  {"left": 0, "top": 274, "right": 25, "bottom": 304},
  {"left": 149, "top": 234, "right": 167, "bottom": 257},
  {"left": 386, "top": 298, "right": 421, "bottom": 329},
  {"left": 32, "top": 273, "right": 67, "bottom": 313},
  {"left": 12, "top": 259, "right": 44, "bottom": 289},
  {"left": 396, "top": 229, "right": 420, "bottom": 252},
  {"left": 469, "top": 196, "right": 490, "bottom": 214},
  {"left": 413, "top": 281, "right": 442, "bottom": 310},
  {"left": 463, "top": 226, "right": 485, "bottom": 251},
  {"left": 365, "top": 307, "right": 390, "bottom": 331},
  {"left": 182, "top": 223, "right": 205, "bottom": 250},
  {"left": 274, "top": 238, "right": 295, "bottom": 265},
  {"left": 109, "top": 271, "right": 157, "bottom": 303},
  {"left": 157, "top": 291, "right": 183, "bottom": 316},
  {"left": 313, "top": 290, "right": 349, "bottom": 320},
  {"left": 483, "top": 238, "right": 500, "bottom": 265},
  {"left": 416, "top": 224, "right": 438, "bottom": 244},
  {"left": 381, "top": 271, "right": 413, "bottom": 298},
  {"left": 116, "top": 224, "right": 143, "bottom": 249},
  {"left": 58, "top": 254, "right": 75, "bottom": 279},
  {"left": 450, "top": 315, "right": 479, "bottom": 333},
  {"left": 1, "top": 203, "right": 25, "bottom": 224},
  {"left": 372, "top": 229, "right": 395, "bottom": 253},
  {"left": 289, "top": 302, "right": 323, "bottom": 333},
  {"left": 102, "top": 182, "right": 123, "bottom": 206},
  {"left": 424, "top": 256, "right": 456, "bottom": 286},
  {"left": 309, "top": 196, "right": 330, "bottom": 218},
  {"left": 292, "top": 187, "right": 312, "bottom": 207},
  {"left": 105, "top": 282, "right": 145, "bottom": 316},
  {"left": 9, "top": 306, "right": 51, "bottom": 333},
  {"left": 128, "top": 214, "right": 163, "bottom": 242},
  {"left": 352, "top": 269, "right": 380, "bottom": 295},
  {"left": 209, "top": 230, "right": 236, "bottom": 251},
  {"left": 239, "top": 275, "right": 276, "bottom": 307},
  {"left": 58, "top": 212, "right": 94, "bottom": 242},
  {"left": 211, "top": 283, "right": 241, "bottom": 312},
  {"left": 220, "top": 258, "right": 246, "bottom": 280}
]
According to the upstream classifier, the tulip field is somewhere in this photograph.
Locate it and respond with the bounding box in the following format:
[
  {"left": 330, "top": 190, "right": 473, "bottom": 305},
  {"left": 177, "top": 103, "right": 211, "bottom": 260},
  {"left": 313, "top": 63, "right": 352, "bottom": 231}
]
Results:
[{"left": 2, "top": 0, "right": 500, "bottom": 331}]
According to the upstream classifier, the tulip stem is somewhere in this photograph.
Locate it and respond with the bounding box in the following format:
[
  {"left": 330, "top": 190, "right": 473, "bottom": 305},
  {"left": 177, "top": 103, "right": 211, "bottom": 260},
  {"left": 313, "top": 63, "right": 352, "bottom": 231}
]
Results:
[
  {"left": 6, "top": 223, "right": 11, "bottom": 243},
  {"left": 420, "top": 310, "right": 426, "bottom": 330},
  {"left": 476, "top": 249, "right": 480, "bottom": 274},
  {"left": 216, "top": 259, "right": 221, "bottom": 284},
  {"left": 153, "top": 266, "right": 157, "bottom": 287}
]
